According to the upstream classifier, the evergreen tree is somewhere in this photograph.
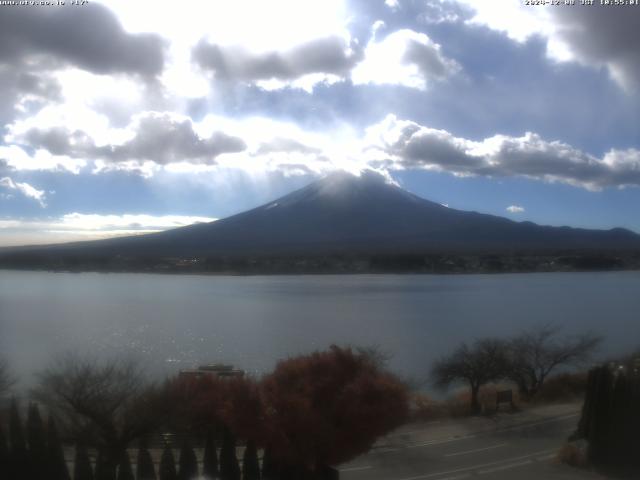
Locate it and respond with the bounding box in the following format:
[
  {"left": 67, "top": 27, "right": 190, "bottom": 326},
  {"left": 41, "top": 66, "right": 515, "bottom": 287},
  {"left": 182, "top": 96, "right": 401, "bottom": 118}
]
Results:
[
  {"left": 242, "top": 440, "right": 260, "bottom": 480},
  {"left": 47, "top": 416, "right": 71, "bottom": 480},
  {"left": 260, "top": 447, "right": 275, "bottom": 480},
  {"left": 117, "top": 450, "right": 135, "bottom": 480},
  {"left": 95, "top": 450, "right": 111, "bottom": 480},
  {"left": 159, "top": 446, "right": 178, "bottom": 480},
  {"left": 74, "top": 444, "right": 95, "bottom": 480},
  {"left": 202, "top": 430, "right": 218, "bottom": 479},
  {"left": 9, "top": 399, "right": 28, "bottom": 479},
  {"left": 27, "top": 403, "right": 48, "bottom": 479},
  {"left": 178, "top": 439, "right": 198, "bottom": 480},
  {"left": 136, "top": 440, "right": 157, "bottom": 480},
  {"left": 0, "top": 424, "right": 10, "bottom": 480},
  {"left": 219, "top": 427, "right": 240, "bottom": 480}
]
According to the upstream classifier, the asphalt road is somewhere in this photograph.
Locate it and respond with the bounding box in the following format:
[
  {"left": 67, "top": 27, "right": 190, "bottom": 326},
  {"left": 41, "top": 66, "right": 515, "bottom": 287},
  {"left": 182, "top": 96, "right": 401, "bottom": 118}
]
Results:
[{"left": 339, "top": 405, "right": 606, "bottom": 480}]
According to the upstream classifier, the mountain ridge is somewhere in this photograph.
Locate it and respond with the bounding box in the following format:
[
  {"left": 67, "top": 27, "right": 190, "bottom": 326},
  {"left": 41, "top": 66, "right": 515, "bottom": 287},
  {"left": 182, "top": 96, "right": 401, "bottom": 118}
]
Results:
[{"left": 2, "top": 171, "right": 640, "bottom": 264}]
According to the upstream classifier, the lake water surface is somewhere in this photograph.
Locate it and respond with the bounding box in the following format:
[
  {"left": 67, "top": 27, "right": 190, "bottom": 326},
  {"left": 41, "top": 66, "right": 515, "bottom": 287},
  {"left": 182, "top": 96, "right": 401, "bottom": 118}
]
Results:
[{"left": 1, "top": 270, "right": 639, "bottom": 387}]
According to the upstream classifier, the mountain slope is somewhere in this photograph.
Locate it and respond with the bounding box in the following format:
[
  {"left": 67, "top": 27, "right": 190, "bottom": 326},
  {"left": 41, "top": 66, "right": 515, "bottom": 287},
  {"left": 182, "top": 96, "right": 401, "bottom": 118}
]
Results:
[{"left": 5, "top": 171, "right": 640, "bottom": 258}]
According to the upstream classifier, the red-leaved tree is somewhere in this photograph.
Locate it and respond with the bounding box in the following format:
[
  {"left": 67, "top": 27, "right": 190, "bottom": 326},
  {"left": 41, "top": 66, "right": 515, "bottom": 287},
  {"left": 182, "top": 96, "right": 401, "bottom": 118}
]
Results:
[{"left": 261, "top": 345, "right": 409, "bottom": 470}]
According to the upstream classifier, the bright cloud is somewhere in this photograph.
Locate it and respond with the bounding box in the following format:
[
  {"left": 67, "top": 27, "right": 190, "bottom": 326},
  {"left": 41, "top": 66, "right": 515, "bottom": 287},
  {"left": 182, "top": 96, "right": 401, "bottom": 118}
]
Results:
[
  {"left": 0, "top": 177, "right": 47, "bottom": 207},
  {"left": 352, "top": 29, "right": 459, "bottom": 90},
  {"left": 506, "top": 205, "right": 525, "bottom": 214},
  {"left": 364, "top": 115, "right": 640, "bottom": 190},
  {"left": 452, "top": 0, "right": 640, "bottom": 90}
]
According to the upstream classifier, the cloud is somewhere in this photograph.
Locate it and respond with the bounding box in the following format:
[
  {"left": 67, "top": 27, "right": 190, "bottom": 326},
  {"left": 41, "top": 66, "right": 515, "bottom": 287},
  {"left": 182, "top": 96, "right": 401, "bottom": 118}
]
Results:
[
  {"left": 0, "top": 3, "right": 166, "bottom": 77},
  {"left": 0, "top": 213, "right": 216, "bottom": 247},
  {"left": 366, "top": 114, "right": 640, "bottom": 190},
  {"left": 8, "top": 106, "right": 640, "bottom": 191},
  {"left": 352, "top": 29, "right": 460, "bottom": 89},
  {"left": 550, "top": 5, "right": 640, "bottom": 92},
  {"left": 385, "top": 0, "right": 400, "bottom": 10},
  {"left": 193, "top": 35, "right": 361, "bottom": 87},
  {"left": 451, "top": 1, "right": 640, "bottom": 91},
  {"left": 0, "top": 177, "right": 46, "bottom": 207},
  {"left": 7, "top": 112, "right": 247, "bottom": 168},
  {"left": 506, "top": 205, "right": 524, "bottom": 214},
  {"left": 95, "top": 113, "right": 247, "bottom": 165}
]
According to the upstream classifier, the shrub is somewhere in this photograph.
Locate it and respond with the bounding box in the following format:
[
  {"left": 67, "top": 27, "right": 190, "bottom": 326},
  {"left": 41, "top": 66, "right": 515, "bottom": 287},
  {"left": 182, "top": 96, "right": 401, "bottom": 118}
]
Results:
[
  {"left": 74, "top": 444, "right": 94, "bottom": 480},
  {"left": 159, "top": 446, "right": 177, "bottom": 480},
  {"left": 136, "top": 441, "right": 157, "bottom": 480},
  {"left": 201, "top": 429, "right": 218, "bottom": 479},
  {"left": 535, "top": 372, "right": 588, "bottom": 403},
  {"left": 261, "top": 345, "right": 409, "bottom": 468}
]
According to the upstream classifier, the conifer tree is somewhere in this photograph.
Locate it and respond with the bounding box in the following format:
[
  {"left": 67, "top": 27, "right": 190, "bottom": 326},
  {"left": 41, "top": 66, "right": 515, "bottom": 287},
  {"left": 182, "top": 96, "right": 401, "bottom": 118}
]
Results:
[
  {"left": 136, "top": 440, "right": 157, "bottom": 480},
  {"left": 74, "top": 444, "right": 95, "bottom": 480},
  {"left": 202, "top": 430, "right": 218, "bottom": 479},
  {"left": 117, "top": 450, "right": 135, "bottom": 480},
  {"left": 242, "top": 440, "right": 260, "bottom": 480},
  {"left": 9, "top": 399, "right": 28, "bottom": 479},
  {"left": 0, "top": 424, "right": 10, "bottom": 479},
  {"left": 178, "top": 439, "right": 198, "bottom": 480},
  {"left": 95, "top": 450, "right": 110, "bottom": 480},
  {"left": 260, "top": 447, "right": 276, "bottom": 480},
  {"left": 27, "top": 403, "right": 47, "bottom": 479},
  {"left": 47, "top": 416, "right": 71, "bottom": 480},
  {"left": 219, "top": 427, "right": 240, "bottom": 480},
  {"left": 159, "top": 446, "right": 178, "bottom": 480}
]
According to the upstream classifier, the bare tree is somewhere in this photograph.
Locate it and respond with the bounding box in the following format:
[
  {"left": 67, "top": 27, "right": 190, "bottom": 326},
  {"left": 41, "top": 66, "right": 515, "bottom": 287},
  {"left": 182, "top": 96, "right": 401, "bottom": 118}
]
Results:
[
  {"left": 506, "top": 325, "right": 601, "bottom": 399},
  {"left": 0, "top": 357, "right": 15, "bottom": 398},
  {"left": 431, "top": 338, "right": 509, "bottom": 414},
  {"left": 32, "top": 354, "right": 166, "bottom": 480}
]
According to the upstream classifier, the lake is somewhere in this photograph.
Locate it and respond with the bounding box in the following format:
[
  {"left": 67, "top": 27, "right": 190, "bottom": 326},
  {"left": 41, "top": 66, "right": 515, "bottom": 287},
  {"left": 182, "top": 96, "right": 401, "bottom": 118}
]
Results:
[{"left": 1, "top": 270, "right": 639, "bottom": 389}]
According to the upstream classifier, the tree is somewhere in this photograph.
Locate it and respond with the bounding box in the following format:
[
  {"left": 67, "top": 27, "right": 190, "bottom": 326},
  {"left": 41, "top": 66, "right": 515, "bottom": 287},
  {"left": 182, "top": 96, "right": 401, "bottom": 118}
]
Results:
[
  {"left": 32, "top": 354, "right": 166, "bottom": 478},
  {"left": 431, "top": 338, "right": 509, "bottom": 414},
  {"left": 0, "top": 424, "right": 10, "bottom": 480},
  {"left": 506, "top": 325, "right": 601, "bottom": 399},
  {"left": 95, "top": 449, "right": 116, "bottom": 480},
  {"left": 261, "top": 345, "right": 409, "bottom": 471},
  {"left": 27, "top": 403, "right": 47, "bottom": 479},
  {"left": 136, "top": 440, "right": 157, "bottom": 480},
  {"left": 47, "top": 416, "right": 71, "bottom": 480},
  {"left": 159, "top": 446, "right": 178, "bottom": 480},
  {"left": 178, "top": 439, "right": 198, "bottom": 480},
  {"left": 219, "top": 426, "right": 240, "bottom": 480},
  {"left": 9, "top": 399, "right": 28, "bottom": 479},
  {"left": 74, "top": 444, "right": 95, "bottom": 480},
  {"left": 261, "top": 447, "right": 277, "bottom": 480},
  {"left": 117, "top": 450, "right": 135, "bottom": 480},
  {"left": 242, "top": 439, "right": 260, "bottom": 480},
  {"left": 202, "top": 429, "right": 218, "bottom": 479},
  {"left": 0, "top": 357, "right": 14, "bottom": 398}
]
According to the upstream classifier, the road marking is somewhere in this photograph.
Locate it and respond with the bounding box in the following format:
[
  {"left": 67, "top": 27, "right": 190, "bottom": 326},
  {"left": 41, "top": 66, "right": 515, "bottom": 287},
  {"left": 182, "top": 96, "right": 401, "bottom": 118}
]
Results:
[
  {"left": 388, "top": 422, "right": 443, "bottom": 437},
  {"left": 477, "top": 459, "right": 532, "bottom": 474},
  {"left": 339, "top": 465, "right": 372, "bottom": 472},
  {"left": 444, "top": 443, "right": 507, "bottom": 457},
  {"left": 394, "top": 448, "right": 555, "bottom": 480},
  {"left": 536, "top": 453, "right": 557, "bottom": 462},
  {"left": 403, "top": 413, "right": 578, "bottom": 449},
  {"left": 437, "top": 474, "right": 471, "bottom": 480}
]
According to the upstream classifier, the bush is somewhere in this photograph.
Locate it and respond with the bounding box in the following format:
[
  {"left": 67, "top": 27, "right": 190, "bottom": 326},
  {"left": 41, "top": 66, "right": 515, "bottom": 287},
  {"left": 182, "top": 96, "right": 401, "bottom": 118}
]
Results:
[
  {"left": 159, "top": 446, "right": 177, "bottom": 480},
  {"left": 74, "top": 444, "right": 94, "bottom": 480},
  {"left": 261, "top": 345, "right": 409, "bottom": 468},
  {"left": 557, "top": 442, "right": 589, "bottom": 468},
  {"left": 117, "top": 451, "right": 135, "bottom": 480},
  {"left": 535, "top": 372, "right": 588, "bottom": 403},
  {"left": 136, "top": 441, "right": 156, "bottom": 480},
  {"left": 410, "top": 393, "right": 448, "bottom": 422}
]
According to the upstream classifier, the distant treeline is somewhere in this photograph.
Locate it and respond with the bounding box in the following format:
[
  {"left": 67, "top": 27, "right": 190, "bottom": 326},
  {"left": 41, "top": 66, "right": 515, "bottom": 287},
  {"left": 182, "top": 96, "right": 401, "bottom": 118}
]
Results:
[{"left": 0, "top": 251, "right": 639, "bottom": 274}]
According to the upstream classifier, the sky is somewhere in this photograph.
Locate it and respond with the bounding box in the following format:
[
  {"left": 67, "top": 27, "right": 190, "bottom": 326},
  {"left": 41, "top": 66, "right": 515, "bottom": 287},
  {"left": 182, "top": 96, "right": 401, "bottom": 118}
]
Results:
[{"left": 0, "top": 0, "right": 639, "bottom": 246}]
